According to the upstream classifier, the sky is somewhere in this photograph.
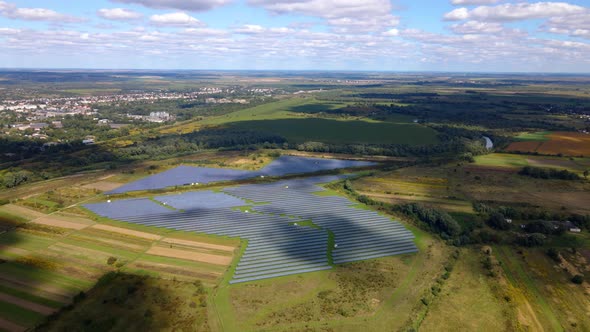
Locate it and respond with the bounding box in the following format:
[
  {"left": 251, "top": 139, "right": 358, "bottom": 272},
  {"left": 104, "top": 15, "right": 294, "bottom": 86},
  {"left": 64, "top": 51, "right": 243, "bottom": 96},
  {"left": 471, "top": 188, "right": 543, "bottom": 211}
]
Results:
[{"left": 0, "top": 0, "right": 589, "bottom": 72}]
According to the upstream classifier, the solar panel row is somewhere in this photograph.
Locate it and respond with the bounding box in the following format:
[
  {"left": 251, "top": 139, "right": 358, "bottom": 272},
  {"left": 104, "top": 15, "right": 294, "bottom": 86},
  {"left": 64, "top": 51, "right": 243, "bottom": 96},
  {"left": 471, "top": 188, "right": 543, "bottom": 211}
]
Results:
[{"left": 107, "top": 156, "right": 370, "bottom": 194}]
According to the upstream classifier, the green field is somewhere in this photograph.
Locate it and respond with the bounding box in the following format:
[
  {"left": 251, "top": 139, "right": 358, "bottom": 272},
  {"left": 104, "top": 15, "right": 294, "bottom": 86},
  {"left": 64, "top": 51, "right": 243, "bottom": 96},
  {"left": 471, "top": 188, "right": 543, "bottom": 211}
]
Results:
[
  {"left": 474, "top": 153, "right": 590, "bottom": 174},
  {"left": 199, "top": 97, "right": 439, "bottom": 145},
  {"left": 514, "top": 131, "right": 551, "bottom": 141},
  {"left": 229, "top": 118, "right": 439, "bottom": 145}
]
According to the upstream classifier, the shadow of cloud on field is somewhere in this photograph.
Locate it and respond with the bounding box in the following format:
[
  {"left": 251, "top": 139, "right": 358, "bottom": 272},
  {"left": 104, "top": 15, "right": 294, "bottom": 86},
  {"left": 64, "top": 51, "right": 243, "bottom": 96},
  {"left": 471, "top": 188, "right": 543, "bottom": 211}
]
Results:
[{"left": 35, "top": 272, "right": 210, "bottom": 332}]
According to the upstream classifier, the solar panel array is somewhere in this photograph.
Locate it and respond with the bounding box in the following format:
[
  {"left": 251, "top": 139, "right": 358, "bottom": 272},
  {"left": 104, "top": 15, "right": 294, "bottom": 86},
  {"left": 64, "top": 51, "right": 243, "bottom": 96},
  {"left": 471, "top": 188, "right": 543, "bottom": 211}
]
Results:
[
  {"left": 85, "top": 175, "right": 416, "bottom": 284},
  {"left": 224, "top": 176, "right": 417, "bottom": 265},
  {"left": 107, "top": 156, "right": 375, "bottom": 194},
  {"left": 84, "top": 191, "right": 332, "bottom": 284}
]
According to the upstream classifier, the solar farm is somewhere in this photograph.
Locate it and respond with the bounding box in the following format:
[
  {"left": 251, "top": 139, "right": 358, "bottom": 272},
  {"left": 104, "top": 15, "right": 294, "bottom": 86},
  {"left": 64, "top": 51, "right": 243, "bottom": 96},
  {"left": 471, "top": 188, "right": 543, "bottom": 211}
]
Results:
[
  {"left": 85, "top": 160, "right": 418, "bottom": 283},
  {"left": 107, "top": 155, "right": 374, "bottom": 194}
]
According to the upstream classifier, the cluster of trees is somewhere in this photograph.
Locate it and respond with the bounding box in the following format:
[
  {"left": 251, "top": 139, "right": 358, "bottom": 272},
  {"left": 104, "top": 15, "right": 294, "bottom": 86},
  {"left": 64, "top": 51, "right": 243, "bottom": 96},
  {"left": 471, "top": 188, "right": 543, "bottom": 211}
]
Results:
[
  {"left": 519, "top": 166, "right": 580, "bottom": 180},
  {"left": 473, "top": 202, "right": 590, "bottom": 229},
  {"left": 293, "top": 136, "right": 487, "bottom": 159},
  {"left": 1, "top": 170, "right": 33, "bottom": 188},
  {"left": 116, "top": 128, "right": 286, "bottom": 161},
  {"left": 395, "top": 203, "right": 461, "bottom": 238}
]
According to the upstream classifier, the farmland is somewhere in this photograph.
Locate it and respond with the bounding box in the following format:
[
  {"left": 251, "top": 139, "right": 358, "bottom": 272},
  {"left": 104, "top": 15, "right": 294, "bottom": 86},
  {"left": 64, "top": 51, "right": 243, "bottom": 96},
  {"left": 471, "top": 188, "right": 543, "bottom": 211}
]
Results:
[
  {"left": 0, "top": 201, "right": 238, "bottom": 331},
  {"left": 506, "top": 131, "right": 590, "bottom": 157},
  {"left": 200, "top": 97, "right": 439, "bottom": 146}
]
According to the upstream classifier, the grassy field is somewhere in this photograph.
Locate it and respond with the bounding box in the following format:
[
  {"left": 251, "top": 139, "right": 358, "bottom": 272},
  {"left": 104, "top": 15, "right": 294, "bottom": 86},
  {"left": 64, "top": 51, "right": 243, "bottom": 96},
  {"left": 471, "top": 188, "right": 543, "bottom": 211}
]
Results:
[
  {"left": 494, "top": 246, "right": 590, "bottom": 331},
  {"left": 419, "top": 248, "right": 517, "bottom": 331},
  {"left": 352, "top": 166, "right": 473, "bottom": 214},
  {"left": 474, "top": 153, "right": 590, "bottom": 175}
]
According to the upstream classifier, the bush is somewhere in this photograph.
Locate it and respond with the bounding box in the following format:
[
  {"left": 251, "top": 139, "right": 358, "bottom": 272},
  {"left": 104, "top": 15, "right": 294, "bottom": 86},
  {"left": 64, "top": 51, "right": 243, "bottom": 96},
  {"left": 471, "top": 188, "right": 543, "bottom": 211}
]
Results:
[
  {"left": 519, "top": 166, "right": 580, "bottom": 180},
  {"left": 571, "top": 275, "right": 584, "bottom": 284},
  {"left": 107, "top": 256, "right": 117, "bottom": 265},
  {"left": 517, "top": 233, "right": 546, "bottom": 247},
  {"left": 487, "top": 212, "right": 510, "bottom": 230},
  {"left": 546, "top": 248, "right": 561, "bottom": 262}
]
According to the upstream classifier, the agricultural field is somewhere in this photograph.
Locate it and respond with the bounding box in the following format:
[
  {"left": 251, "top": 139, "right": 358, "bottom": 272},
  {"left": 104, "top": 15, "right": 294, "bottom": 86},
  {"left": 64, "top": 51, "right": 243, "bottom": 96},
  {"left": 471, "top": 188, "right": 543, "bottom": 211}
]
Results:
[
  {"left": 196, "top": 97, "right": 439, "bottom": 146},
  {"left": 506, "top": 131, "right": 590, "bottom": 157},
  {"left": 474, "top": 153, "right": 590, "bottom": 176},
  {"left": 0, "top": 201, "right": 238, "bottom": 331},
  {"left": 228, "top": 118, "right": 438, "bottom": 145}
]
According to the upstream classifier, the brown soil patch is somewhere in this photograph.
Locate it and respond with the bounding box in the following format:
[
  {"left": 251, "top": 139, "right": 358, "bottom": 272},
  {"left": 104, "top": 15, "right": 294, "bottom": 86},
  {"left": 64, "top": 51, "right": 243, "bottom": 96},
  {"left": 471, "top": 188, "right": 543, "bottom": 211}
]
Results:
[
  {"left": 505, "top": 141, "right": 542, "bottom": 153},
  {"left": 32, "top": 216, "right": 89, "bottom": 230},
  {"left": 0, "top": 317, "right": 26, "bottom": 332},
  {"left": 0, "top": 292, "right": 56, "bottom": 315},
  {"left": 0, "top": 204, "right": 46, "bottom": 220},
  {"left": 92, "top": 224, "right": 161, "bottom": 240},
  {"left": 49, "top": 243, "right": 112, "bottom": 261},
  {"left": 88, "top": 237, "right": 146, "bottom": 251},
  {"left": 146, "top": 246, "right": 232, "bottom": 266},
  {"left": 538, "top": 132, "right": 590, "bottom": 156},
  {"left": 161, "top": 237, "right": 235, "bottom": 252},
  {"left": 81, "top": 181, "right": 122, "bottom": 192}
]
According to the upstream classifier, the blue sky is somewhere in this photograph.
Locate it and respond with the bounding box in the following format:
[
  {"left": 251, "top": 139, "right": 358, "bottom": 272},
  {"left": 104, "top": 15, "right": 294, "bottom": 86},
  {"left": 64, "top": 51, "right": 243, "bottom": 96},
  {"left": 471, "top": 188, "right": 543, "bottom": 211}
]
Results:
[{"left": 0, "top": 0, "right": 589, "bottom": 72}]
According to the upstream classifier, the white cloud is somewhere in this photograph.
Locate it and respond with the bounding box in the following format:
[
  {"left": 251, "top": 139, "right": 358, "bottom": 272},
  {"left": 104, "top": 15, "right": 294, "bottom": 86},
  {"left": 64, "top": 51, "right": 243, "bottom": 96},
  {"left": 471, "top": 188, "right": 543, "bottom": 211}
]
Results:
[
  {"left": 451, "top": 20, "right": 504, "bottom": 34},
  {"left": 98, "top": 8, "right": 143, "bottom": 21},
  {"left": 383, "top": 28, "right": 399, "bottom": 36},
  {"left": 112, "top": 0, "right": 230, "bottom": 12},
  {"left": 149, "top": 12, "right": 204, "bottom": 26},
  {"left": 445, "top": 7, "right": 469, "bottom": 20},
  {"left": 248, "top": 0, "right": 399, "bottom": 33},
  {"left": 445, "top": 2, "right": 586, "bottom": 22},
  {"left": 234, "top": 24, "right": 265, "bottom": 34},
  {"left": 0, "top": 1, "right": 83, "bottom": 23},
  {"left": 450, "top": 0, "right": 500, "bottom": 5},
  {"left": 544, "top": 11, "right": 590, "bottom": 39}
]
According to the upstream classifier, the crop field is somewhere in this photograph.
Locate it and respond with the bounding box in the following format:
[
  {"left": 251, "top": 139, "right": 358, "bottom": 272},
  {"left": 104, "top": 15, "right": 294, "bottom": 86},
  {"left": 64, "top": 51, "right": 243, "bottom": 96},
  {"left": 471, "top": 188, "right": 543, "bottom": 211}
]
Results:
[
  {"left": 85, "top": 175, "right": 417, "bottom": 284},
  {"left": 108, "top": 155, "right": 375, "bottom": 194},
  {"left": 228, "top": 118, "right": 439, "bottom": 145},
  {"left": 506, "top": 131, "right": 590, "bottom": 157},
  {"left": 0, "top": 203, "right": 238, "bottom": 331}
]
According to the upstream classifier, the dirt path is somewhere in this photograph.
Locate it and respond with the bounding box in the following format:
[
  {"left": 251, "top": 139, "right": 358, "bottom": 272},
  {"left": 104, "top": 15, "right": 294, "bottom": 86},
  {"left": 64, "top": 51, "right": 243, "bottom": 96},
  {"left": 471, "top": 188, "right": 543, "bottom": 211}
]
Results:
[
  {"left": 0, "top": 292, "right": 56, "bottom": 315},
  {"left": 161, "top": 237, "right": 235, "bottom": 252},
  {"left": 92, "top": 224, "right": 162, "bottom": 240},
  {"left": 32, "top": 216, "right": 90, "bottom": 230},
  {"left": 82, "top": 181, "right": 122, "bottom": 191},
  {"left": 147, "top": 246, "right": 232, "bottom": 265},
  {"left": 0, "top": 317, "right": 26, "bottom": 332}
]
